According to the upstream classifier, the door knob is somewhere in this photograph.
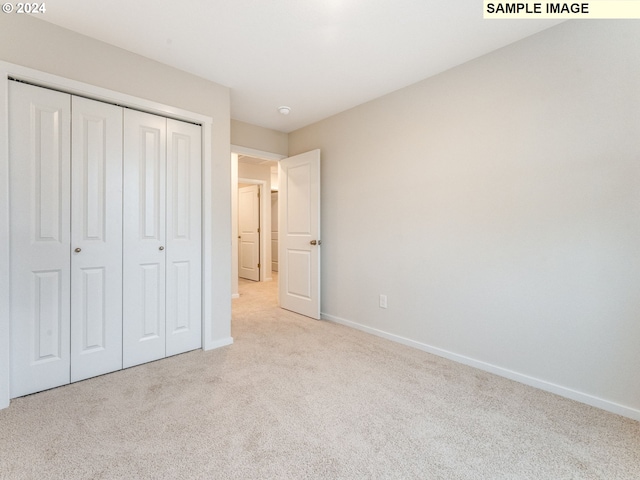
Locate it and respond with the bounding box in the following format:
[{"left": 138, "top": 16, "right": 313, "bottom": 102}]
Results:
[
  {"left": 74, "top": 247, "right": 81, "bottom": 253},
  {"left": 310, "top": 240, "right": 317, "bottom": 245},
  {"left": 159, "top": 246, "right": 165, "bottom": 251}
]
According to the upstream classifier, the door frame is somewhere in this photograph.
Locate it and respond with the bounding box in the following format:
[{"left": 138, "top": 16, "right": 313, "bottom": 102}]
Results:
[
  {"left": 231, "top": 146, "right": 286, "bottom": 298},
  {"left": 0, "top": 62, "right": 221, "bottom": 409}
]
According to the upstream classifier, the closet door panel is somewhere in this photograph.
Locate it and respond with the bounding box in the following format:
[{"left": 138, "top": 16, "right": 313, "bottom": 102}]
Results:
[
  {"left": 9, "top": 82, "right": 71, "bottom": 398},
  {"left": 166, "top": 119, "right": 202, "bottom": 356},
  {"left": 123, "top": 109, "right": 166, "bottom": 369},
  {"left": 70, "top": 97, "right": 123, "bottom": 382}
]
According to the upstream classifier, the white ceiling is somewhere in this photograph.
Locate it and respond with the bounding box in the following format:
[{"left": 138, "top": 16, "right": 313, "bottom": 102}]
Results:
[{"left": 40, "top": 1, "right": 563, "bottom": 133}]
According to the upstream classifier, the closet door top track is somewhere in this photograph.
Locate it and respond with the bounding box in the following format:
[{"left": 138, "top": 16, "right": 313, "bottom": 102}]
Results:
[{"left": 7, "top": 77, "right": 202, "bottom": 126}]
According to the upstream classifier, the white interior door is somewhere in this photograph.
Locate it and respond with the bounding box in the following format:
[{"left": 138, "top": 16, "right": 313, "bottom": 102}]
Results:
[
  {"left": 9, "top": 82, "right": 72, "bottom": 397},
  {"left": 70, "top": 96, "right": 123, "bottom": 382},
  {"left": 165, "top": 119, "right": 202, "bottom": 357},
  {"left": 271, "top": 191, "right": 278, "bottom": 272},
  {"left": 123, "top": 109, "right": 167, "bottom": 369},
  {"left": 238, "top": 184, "right": 260, "bottom": 281},
  {"left": 278, "top": 149, "right": 321, "bottom": 319}
]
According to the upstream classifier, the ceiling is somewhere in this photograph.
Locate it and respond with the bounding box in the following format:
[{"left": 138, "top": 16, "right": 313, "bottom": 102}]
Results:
[{"left": 40, "top": 1, "right": 563, "bottom": 133}]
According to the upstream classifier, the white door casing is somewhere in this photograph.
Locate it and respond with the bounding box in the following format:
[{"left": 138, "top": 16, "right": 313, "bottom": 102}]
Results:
[
  {"left": 9, "top": 82, "right": 72, "bottom": 397},
  {"left": 165, "top": 119, "right": 202, "bottom": 356},
  {"left": 122, "top": 109, "right": 167, "bottom": 369},
  {"left": 278, "top": 149, "right": 321, "bottom": 319},
  {"left": 238, "top": 184, "right": 260, "bottom": 281},
  {"left": 70, "top": 96, "right": 123, "bottom": 382}
]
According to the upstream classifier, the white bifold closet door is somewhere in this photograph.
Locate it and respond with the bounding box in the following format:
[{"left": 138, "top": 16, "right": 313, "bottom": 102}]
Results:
[
  {"left": 164, "top": 118, "right": 202, "bottom": 357},
  {"left": 10, "top": 82, "right": 202, "bottom": 398},
  {"left": 9, "top": 82, "right": 72, "bottom": 398},
  {"left": 70, "top": 96, "right": 123, "bottom": 383},
  {"left": 122, "top": 110, "right": 167, "bottom": 368},
  {"left": 123, "top": 110, "right": 202, "bottom": 369},
  {"left": 9, "top": 84, "right": 124, "bottom": 396}
]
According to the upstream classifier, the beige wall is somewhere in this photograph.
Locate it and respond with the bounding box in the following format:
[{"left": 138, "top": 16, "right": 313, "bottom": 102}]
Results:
[
  {"left": 0, "top": 15, "right": 232, "bottom": 349},
  {"left": 289, "top": 20, "right": 640, "bottom": 418},
  {"left": 231, "top": 119, "right": 288, "bottom": 156},
  {"left": 238, "top": 162, "right": 273, "bottom": 190}
]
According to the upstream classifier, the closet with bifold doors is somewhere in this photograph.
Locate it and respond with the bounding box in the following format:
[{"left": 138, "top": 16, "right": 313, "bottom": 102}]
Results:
[{"left": 9, "top": 81, "right": 202, "bottom": 398}]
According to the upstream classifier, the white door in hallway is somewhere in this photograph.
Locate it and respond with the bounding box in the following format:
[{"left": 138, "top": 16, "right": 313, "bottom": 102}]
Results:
[
  {"left": 271, "top": 191, "right": 279, "bottom": 272},
  {"left": 278, "top": 149, "right": 321, "bottom": 319},
  {"left": 238, "top": 184, "right": 260, "bottom": 281}
]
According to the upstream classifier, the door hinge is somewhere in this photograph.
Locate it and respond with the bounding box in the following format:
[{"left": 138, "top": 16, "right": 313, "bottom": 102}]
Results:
[
  {"left": 257, "top": 227, "right": 260, "bottom": 233},
  {"left": 257, "top": 263, "right": 260, "bottom": 268},
  {"left": 257, "top": 190, "right": 260, "bottom": 198}
]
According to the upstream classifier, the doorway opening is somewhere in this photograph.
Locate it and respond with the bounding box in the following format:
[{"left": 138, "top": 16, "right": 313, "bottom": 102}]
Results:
[
  {"left": 231, "top": 147, "right": 322, "bottom": 320},
  {"left": 231, "top": 147, "right": 284, "bottom": 302}
]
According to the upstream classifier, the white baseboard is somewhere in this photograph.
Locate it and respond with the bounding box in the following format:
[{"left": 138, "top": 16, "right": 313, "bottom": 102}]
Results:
[{"left": 321, "top": 312, "right": 640, "bottom": 422}]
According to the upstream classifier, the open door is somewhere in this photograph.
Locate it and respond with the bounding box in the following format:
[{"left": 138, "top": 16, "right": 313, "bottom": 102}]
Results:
[
  {"left": 238, "top": 184, "right": 261, "bottom": 281},
  {"left": 278, "top": 149, "right": 321, "bottom": 319}
]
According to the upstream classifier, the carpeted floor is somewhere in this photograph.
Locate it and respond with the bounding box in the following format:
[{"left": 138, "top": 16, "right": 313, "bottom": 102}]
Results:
[{"left": 0, "top": 276, "right": 638, "bottom": 479}]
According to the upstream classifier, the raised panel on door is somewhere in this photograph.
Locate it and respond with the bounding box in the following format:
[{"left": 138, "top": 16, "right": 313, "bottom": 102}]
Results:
[
  {"left": 9, "top": 81, "right": 72, "bottom": 397},
  {"left": 165, "top": 119, "right": 202, "bottom": 356},
  {"left": 123, "top": 109, "right": 166, "bottom": 368},
  {"left": 279, "top": 150, "right": 321, "bottom": 319},
  {"left": 238, "top": 185, "right": 260, "bottom": 281},
  {"left": 70, "top": 96, "right": 123, "bottom": 382}
]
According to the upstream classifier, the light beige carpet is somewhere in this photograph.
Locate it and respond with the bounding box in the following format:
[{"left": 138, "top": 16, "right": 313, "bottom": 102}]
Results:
[{"left": 1, "top": 276, "right": 638, "bottom": 479}]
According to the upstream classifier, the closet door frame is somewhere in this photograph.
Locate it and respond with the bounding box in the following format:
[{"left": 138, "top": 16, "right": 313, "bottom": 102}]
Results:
[{"left": 0, "top": 62, "right": 218, "bottom": 410}]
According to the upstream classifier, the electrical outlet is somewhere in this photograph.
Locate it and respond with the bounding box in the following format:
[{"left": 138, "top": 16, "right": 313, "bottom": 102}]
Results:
[{"left": 379, "top": 294, "right": 388, "bottom": 309}]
